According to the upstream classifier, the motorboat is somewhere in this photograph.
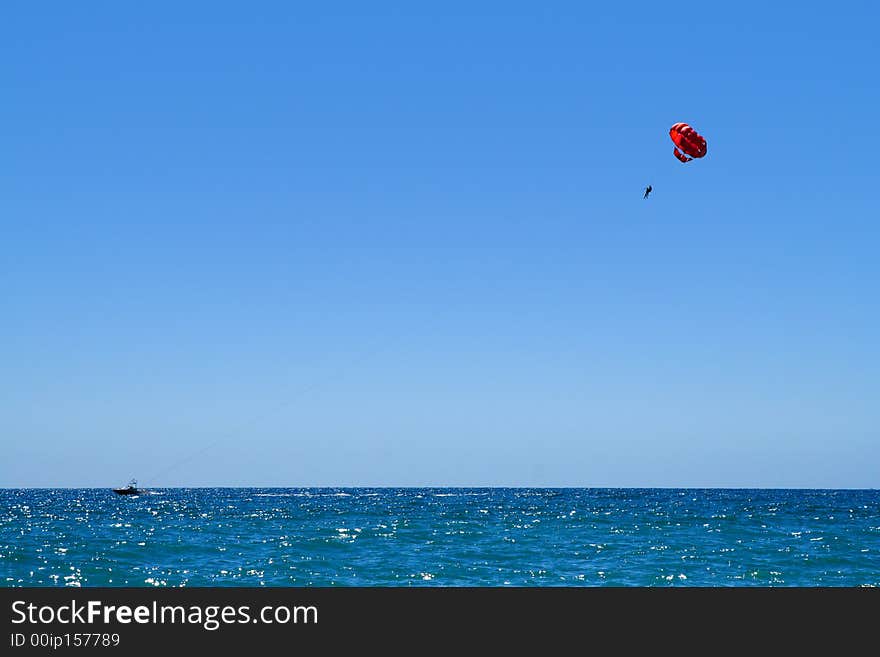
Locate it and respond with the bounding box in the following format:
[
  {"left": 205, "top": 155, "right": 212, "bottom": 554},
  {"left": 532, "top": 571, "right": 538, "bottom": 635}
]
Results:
[{"left": 113, "top": 479, "right": 144, "bottom": 496}]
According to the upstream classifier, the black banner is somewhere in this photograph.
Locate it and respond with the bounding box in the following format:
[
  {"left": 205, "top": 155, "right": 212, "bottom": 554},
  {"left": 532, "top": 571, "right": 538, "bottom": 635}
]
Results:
[{"left": 2, "top": 587, "right": 876, "bottom": 652}]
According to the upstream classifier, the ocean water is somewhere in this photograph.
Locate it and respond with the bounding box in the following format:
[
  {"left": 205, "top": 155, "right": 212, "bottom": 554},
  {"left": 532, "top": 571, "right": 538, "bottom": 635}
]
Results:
[{"left": 2, "top": 488, "right": 878, "bottom": 587}]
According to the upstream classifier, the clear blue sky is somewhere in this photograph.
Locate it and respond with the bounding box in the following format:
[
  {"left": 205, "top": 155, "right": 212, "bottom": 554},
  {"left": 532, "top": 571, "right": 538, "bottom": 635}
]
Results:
[{"left": 2, "top": 2, "right": 878, "bottom": 488}]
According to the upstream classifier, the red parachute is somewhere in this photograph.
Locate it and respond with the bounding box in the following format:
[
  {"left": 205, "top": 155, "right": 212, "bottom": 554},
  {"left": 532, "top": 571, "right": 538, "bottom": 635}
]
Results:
[{"left": 669, "top": 122, "right": 707, "bottom": 163}]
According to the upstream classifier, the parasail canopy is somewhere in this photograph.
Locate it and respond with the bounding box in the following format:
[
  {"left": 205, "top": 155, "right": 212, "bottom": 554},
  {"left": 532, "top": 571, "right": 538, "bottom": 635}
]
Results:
[{"left": 669, "top": 122, "right": 707, "bottom": 163}]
